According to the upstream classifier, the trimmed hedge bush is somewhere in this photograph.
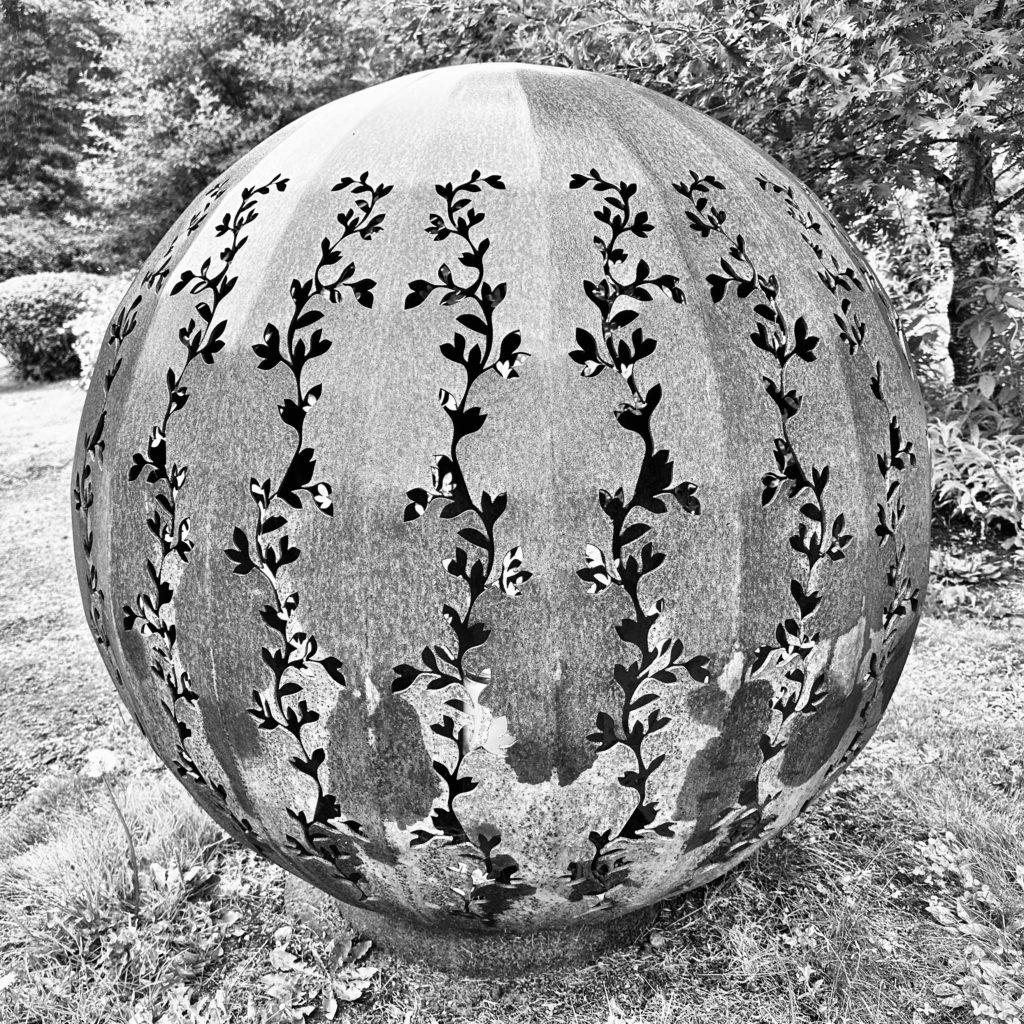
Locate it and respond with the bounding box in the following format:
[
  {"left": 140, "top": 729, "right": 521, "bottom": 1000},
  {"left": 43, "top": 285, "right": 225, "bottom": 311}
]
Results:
[
  {"left": 71, "top": 272, "right": 135, "bottom": 388},
  {"left": 0, "top": 215, "right": 106, "bottom": 283},
  {"left": 0, "top": 272, "right": 108, "bottom": 382}
]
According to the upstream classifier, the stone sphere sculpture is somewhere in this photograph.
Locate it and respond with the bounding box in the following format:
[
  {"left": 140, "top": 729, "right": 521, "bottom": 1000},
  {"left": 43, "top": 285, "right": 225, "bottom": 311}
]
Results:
[{"left": 72, "top": 63, "right": 929, "bottom": 965}]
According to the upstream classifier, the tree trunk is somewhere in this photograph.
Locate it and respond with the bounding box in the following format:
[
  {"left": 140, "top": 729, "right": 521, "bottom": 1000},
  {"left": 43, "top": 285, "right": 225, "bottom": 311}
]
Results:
[{"left": 946, "top": 131, "right": 1000, "bottom": 387}]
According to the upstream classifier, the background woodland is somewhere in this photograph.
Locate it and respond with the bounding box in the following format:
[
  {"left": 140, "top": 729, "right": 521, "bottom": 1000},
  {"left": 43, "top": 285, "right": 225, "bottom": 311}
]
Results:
[
  {"left": 2, "top": 0, "right": 1023, "bottom": 562},
  {"left": 0, "top": 5, "right": 1023, "bottom": 1023}
]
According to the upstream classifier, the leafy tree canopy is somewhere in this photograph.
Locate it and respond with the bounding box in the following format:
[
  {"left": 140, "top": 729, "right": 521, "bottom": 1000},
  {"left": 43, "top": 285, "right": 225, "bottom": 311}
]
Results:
[
  {"left": 8, "top": 0, "right": 1020, "bottom": 388},
  {"left": 81, "top": 0, "right": 382, "bottom": 262},
  {"left": 0, "top": 0, "right": 108, "bottom": 216}
]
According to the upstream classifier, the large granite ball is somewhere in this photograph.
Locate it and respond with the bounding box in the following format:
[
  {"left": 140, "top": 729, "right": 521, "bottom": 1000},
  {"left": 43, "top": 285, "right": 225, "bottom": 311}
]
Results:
[{"left": 72, "top": 62, "right": 929, "bottom": 960}]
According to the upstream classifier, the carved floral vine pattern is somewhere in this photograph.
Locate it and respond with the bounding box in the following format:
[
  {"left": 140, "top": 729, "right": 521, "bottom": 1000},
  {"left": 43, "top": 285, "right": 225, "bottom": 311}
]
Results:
[
  {"left": 122, "top": 174, "right": 288, "bottom": 851},
  {"left": 754, "top": 175, "right": 920, "bottom": 777},
  {"left": 75, "top": 186, "right": 227, "bottom": 730},
  {"left": 223, "top": 173, "right": 391, "bottom": 900},
  {"left": 394, "top": 170, "right": 534, "bottom": 923},
  {"left": 143, "top": 179, "right": 230, "bottom": 292},
  {"left": 73, "top": 295, "right": 143, "bottom": 707},
  {"left": 674, "top": 171, "right": 853, "bottom": 867},
  {"left": 565, "top": 170, "right": 708, "bottom": 905}
]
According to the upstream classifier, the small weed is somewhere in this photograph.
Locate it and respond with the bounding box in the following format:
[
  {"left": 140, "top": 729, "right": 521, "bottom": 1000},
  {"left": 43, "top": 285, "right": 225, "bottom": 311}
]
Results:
[
  {"left": 913, "top": 833, "right": 1024, "bottom": 1023},
  {"left": 260, "top": 924, "right": 376, "bottom": 1021}
]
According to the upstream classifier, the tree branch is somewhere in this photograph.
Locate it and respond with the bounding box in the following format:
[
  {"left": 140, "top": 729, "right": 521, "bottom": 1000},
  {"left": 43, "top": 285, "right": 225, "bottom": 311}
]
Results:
[{"left": 995, "top": 182, "right": 1024, "bottom": 213}]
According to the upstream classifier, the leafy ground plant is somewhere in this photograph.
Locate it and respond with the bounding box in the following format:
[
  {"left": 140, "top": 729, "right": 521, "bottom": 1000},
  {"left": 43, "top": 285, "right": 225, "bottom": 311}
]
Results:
[
  {"left": 0, "top": 764, "right": 381, "bottom": 1024},
  {"left": 929, "top": 390, "right": 1024, "bottom": 551},
  {"left": 927, "top": 526, "right": 1024, "bottom": 616}
]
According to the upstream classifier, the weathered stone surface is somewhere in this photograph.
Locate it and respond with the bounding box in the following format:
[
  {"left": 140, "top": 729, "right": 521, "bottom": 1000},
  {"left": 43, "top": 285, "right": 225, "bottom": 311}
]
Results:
[
  {"left": 283, "top": 873, "right": 656, "bottom": 976},
  {"left": 72, "top": 62, "right": 929, "bottom": 961}
]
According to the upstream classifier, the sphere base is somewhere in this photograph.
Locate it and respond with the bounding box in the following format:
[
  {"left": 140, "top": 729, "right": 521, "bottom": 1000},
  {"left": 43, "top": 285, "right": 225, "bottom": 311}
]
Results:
[{"left": 283, "top": 875, "right": 657, "bottom": 977}]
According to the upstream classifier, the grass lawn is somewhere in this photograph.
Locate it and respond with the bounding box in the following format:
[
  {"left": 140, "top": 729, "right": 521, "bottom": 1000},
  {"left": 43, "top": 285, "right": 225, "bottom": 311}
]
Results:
[{"left": 1, "top": 376, "right": 1022, "bottom": 1024}]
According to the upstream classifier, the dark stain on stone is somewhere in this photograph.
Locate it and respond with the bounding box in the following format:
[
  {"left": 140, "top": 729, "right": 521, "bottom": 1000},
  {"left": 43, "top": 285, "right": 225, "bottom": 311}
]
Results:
[
  {"left": 842, "top": 628, "right": 917, "bottom": 766},
  {"left": 117, "top": 625, "right": 151, "bottom": 705},
  {"left": 368, "top": 688, "right": 439, "bottom": 831},
  {"left": 206, "top": 633, "right": 264, "bottom": 762},
  {"left": 193, "top": 658, "right": 264, "bottom": 821},
  {"left": 117, "top": 624, "right": 173, "bottom": 758},
  {"left": 506, "top": 737, "right": 549, "bottom": 786},
  {"left": 507, "top": 731, "right": 597, "bottom": 787},
  {"left": 779, "top": 674, "right": 864, "bottom": 788},
  {"left": 683, "top": 677, "right": 731, "bottom": 727},
  {"left": 875, "top": 626, "right": 917, "bottom": 721},
  {"left": 506, "top": 657, "right": 600, "bottom": 787},
  {"left": 675, "top": 673, "right": 774, "bottom": 835}
]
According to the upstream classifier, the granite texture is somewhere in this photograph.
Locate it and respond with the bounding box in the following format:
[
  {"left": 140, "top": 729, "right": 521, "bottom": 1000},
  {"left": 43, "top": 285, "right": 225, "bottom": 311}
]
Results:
[
  {"left": 283, "top": 873, "right": 656, "bottom": 976},
  {"left": 71, "top": 62, "right": 930, "bottom": 960}
]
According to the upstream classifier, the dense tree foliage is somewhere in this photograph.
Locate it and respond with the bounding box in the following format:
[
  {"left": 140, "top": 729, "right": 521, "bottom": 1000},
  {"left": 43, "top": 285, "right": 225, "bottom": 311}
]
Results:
[
  {"left": 0, "top": 0, "right": 110, "bottom": 274},
  {"left": 0, "top": 0, "right": 103, "bottom": 214},
  {"left": 364, "top": 0, "right": 1024, "bottom": 388},
  {"left": 80, "top": 0, "right": 383, "bottom": 262},
  {"left": 2, "top": 0, "right": 1021, "bottom": 543},
  {"left": 66, "top": 0, "right": 1024, "bottom": 390}
]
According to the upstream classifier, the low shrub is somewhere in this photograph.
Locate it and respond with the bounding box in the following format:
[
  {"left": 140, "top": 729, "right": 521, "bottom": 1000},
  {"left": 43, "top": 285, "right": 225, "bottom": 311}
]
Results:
[
  {"left": 0, "top": 272, "right": 108, "bottom": 382},
  {"left": 71, "top": 272, "right": 135, "bottom": 388},
  {"left": 0, "top": 214, "right": 106, "bottom": 282},
  {"left": 929, "top": 387, "right": 1024, "bottom": 550}
]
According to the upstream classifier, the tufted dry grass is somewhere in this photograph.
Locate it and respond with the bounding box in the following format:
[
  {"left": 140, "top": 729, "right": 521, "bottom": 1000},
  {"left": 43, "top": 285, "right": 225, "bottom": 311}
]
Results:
[{"left": 1, "top": 604, "right": 1022, "bottom": 1024}]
